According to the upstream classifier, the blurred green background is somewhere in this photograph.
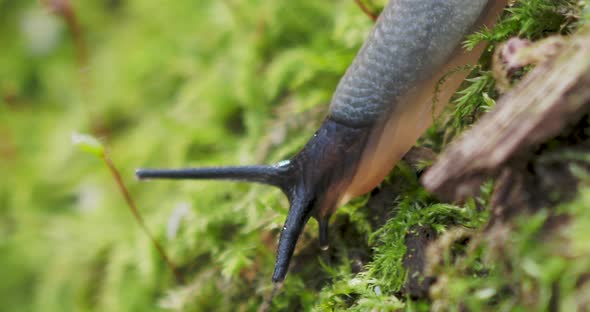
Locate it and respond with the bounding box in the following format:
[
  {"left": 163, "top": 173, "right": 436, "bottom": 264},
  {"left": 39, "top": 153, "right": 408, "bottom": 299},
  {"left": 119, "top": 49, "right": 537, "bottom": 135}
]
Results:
[
  {"left": 0, "top": 0, "right": 382, "bottom": 310},
  {"left": 3, "top": 1, "right": 590, "bottom": 311}
]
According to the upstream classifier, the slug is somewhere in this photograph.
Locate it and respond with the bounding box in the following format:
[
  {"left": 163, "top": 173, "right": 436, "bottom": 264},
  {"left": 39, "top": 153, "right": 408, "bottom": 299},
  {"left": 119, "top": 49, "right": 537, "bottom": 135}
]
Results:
[{"left": 136, "top": 0, "right": 508, "bottom": 285}]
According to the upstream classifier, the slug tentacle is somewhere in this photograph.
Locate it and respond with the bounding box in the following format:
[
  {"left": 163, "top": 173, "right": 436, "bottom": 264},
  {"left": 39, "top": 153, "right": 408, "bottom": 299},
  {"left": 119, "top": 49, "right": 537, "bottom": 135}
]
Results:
[
  {"left": 273, "top": 195, "right": 314, "bottom": 283},
  {"left": 318, "top": 215, "right": 331, "bottom": 251},
  {"left": 136, "top": 164, "right": 291, "bottom": 191}
]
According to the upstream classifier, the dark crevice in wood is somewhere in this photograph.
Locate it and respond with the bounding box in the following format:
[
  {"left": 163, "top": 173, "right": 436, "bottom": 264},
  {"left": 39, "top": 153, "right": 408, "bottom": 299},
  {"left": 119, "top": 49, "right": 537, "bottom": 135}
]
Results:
[{"left": 402, "top": 225, "right": 437, "bottom": 299}]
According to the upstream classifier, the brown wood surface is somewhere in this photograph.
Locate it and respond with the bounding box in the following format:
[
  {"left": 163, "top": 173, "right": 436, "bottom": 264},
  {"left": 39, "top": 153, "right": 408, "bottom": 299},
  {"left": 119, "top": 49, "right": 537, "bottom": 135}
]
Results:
[{"left": 422, "top": 27, "right": 590, "bottom": 202}]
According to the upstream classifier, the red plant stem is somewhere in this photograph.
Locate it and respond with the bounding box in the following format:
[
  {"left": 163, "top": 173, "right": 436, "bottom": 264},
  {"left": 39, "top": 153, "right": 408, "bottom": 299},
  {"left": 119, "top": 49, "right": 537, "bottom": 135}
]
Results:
[
  {"left": 102, "top": 154, "right": 185, "bottom": 284},
  {"left": 43, "top": 0, "right": 90, "bottom": 88},
  {"left": 61, "top": 6, "right": 89, "bottom": 71},
  {"left": 354, "top": 0, "right": 378, "bottom": 22}
]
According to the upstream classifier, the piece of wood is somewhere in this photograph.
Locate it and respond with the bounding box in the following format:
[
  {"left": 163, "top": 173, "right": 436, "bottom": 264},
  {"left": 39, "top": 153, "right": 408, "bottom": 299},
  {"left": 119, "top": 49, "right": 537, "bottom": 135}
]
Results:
[{"left": 422, "top": 27, "right": 590, "bottom": 201}]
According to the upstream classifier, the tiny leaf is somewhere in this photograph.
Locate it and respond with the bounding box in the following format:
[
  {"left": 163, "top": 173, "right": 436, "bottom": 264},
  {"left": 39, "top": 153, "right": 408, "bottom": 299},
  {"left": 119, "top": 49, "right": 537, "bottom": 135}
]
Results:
[{"left": 71, "top": 133, "right": 105, "bottom": 158}]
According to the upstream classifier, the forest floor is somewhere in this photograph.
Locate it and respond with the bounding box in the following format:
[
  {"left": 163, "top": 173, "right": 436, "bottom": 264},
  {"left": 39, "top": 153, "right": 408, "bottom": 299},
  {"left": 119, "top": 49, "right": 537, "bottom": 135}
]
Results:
[{"left": 1, "top": 1, "right": 590, "bottom": 311}]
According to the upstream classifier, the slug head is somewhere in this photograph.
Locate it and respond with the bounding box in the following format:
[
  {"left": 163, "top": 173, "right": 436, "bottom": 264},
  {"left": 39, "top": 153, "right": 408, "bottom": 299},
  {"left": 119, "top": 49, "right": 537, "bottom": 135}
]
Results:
[{"left": 136, "top": 117, "right": 370, "bottom": 283}]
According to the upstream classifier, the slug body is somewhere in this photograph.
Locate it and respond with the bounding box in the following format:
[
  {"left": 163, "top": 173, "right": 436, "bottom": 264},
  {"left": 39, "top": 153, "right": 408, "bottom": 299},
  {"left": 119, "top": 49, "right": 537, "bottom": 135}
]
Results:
[{"left": 136, "top": 0, "right": 507, "bottom": 284}]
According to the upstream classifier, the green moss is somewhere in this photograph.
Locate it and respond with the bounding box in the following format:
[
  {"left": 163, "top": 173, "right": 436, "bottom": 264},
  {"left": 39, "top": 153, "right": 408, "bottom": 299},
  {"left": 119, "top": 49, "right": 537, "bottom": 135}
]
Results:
[
  {"left": 450, "top": 0, "right": 582, "bottom": 132},
  {"left": 1, "top": 0, "right": 588, "bottom": 311},
  {"left": 464, "top": 0, "right": 581, "bottom": 50},
  {"left": 424, "top": 186, "right": 590, "bottom": 311},
  {"left": 312, "top": 162, "right": 490, "bottom": 310}
]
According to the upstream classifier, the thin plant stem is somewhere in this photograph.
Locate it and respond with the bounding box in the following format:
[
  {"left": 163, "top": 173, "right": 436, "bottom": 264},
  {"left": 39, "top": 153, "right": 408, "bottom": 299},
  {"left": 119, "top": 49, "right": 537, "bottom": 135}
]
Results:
[
  {"left": 102, "top": 153, "right": 185, "bottom": 284},
  {"left": 354, "top": 0, "right": 378, "bottom": 22},
  {"left": 43, "top": 0, "right": 91, "bottom": 89}
]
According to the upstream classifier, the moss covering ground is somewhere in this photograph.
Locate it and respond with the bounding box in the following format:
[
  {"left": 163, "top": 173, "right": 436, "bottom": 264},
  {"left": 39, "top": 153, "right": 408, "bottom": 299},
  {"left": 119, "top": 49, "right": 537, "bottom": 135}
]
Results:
[{"left": 1, "top": 0, "right": 589, "bottom": 311}]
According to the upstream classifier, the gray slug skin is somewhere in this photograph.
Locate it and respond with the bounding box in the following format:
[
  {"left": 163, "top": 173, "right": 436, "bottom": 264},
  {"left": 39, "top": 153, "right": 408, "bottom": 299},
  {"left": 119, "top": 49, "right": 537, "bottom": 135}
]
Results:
[
  {"left": 338, "top": 0, "right": 508, "bottom": 204},
  {"left": 329, "top": 0, "right": 489, "bottom": 126}
]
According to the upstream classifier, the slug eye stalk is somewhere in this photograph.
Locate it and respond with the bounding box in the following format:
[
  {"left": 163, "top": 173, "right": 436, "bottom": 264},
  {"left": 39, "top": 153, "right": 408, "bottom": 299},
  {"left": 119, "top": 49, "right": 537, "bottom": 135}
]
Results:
[
  {"left": 136, "top": 164, "right": 290, "bottom": 189},
  {"left": 136, "top": 117, "right": 370, "bottom": 283}
]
